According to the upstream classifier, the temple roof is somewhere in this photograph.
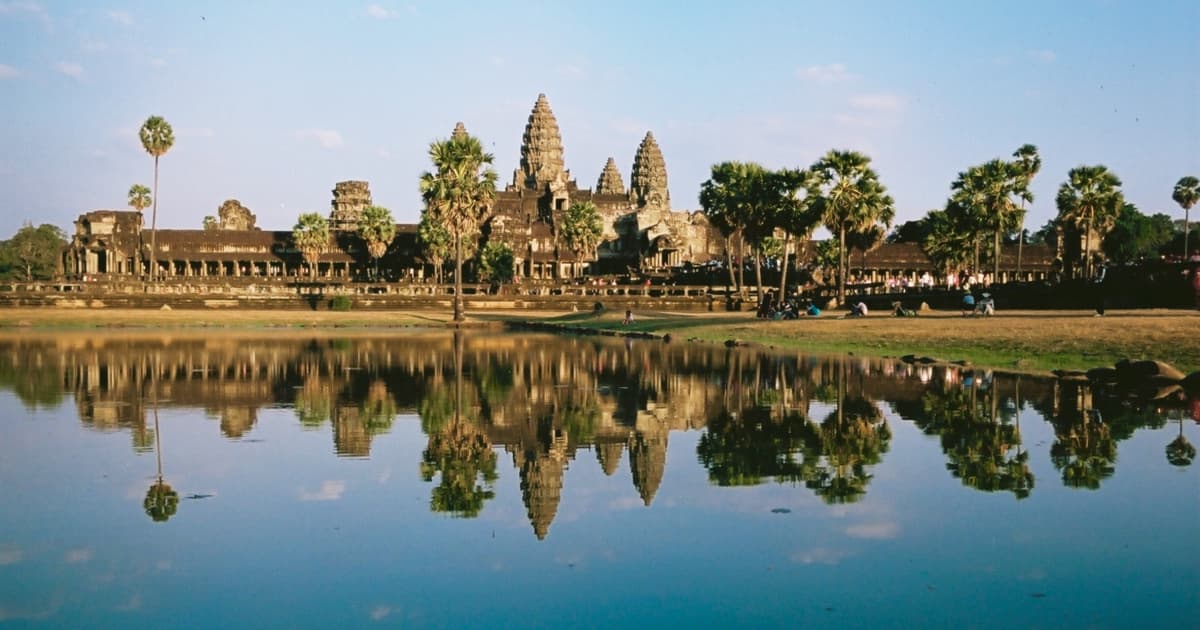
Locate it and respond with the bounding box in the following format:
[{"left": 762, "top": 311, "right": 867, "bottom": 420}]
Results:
[
  {"left": 630, "top": 132, "right": 669, "bottom": 210},
  {"left": 596, "top": 157, "right": 626, "bottom": 195},
  {"left": 516, "top": 93, "right": 566, "bottom": 192}
]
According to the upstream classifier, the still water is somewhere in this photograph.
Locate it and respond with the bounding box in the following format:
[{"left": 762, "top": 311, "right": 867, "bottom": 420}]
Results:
[{"left": 0, "top": 331, "right": 1195, "bottom": 628}]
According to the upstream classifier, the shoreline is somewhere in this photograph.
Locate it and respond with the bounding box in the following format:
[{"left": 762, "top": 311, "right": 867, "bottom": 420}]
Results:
[{"left": 0, "top": 307, "right": 1196, "bottom": 375}]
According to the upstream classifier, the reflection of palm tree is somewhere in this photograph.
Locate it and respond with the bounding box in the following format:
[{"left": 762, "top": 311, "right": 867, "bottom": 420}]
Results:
[
  {"left": 1165, "top": 417, "right": 1195, "bottom": 467},
  {"left": 1051, "top": 413, "right": 1116, "bottom": 490},
  {"left": 295, "top": 378, "right": 333, "bottom": 428},
  {"left": 420, "top": 332, "right": 497, "bottom": 518},
  {"left": 144, "top": 369, "right": 178, "bottom": 522},
  {"left": 697, "top": 407, "right": 820, "bottom": 487},
  {"left": 805, "top": 359, "right": 890, "bottom": 504}
]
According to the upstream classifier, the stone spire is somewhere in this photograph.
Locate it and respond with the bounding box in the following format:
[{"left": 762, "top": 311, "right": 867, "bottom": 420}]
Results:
[
  {"left": 514, "top": 93, "right": 567, "bottom": 192},
  {"left": 595, "top": 157, "right": 626, "bottom": 195},
  {"left": 517, "top": 450, "right": 564, "bottom": 540},
  {"left": 630, "top": 131, "right": 670, "bottom": 212},
  {"left": 328, "top": 181, "right": 372, "bottom": 231},
  {"left": 451, "top": 121, "right": 468, "bottom": 140}
]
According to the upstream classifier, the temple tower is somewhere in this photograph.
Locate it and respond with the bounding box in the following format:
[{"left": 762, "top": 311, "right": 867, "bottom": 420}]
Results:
[
  {"left": 451, "top": 121, "right": 469, "bottom": 141},
  {"left": 328, "top": 181, "right": 372, "bottom": 231},
  {"left": 512, "top": 94, "right": 570, "bottom": 194},
  {"left": 596, "top": 157, "right": 626, "bottom": 195},
  {"left": 630, "top": 132, "right": 670, "bottom": 216}
]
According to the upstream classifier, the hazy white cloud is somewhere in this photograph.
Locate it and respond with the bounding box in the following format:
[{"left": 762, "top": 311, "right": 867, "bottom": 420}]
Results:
[
  {"left": 845, "top": 521, "right": 899, "bottom": 539},
  {"left": 55, "top": 61, "right": 83, "bottom": 79},
  {"left": 150, "top": 58, "right": 167, "bottom": 68},
  {"left": 0, "top": 1, "right": 50, "bottom": 28},
  {"left": 107, "top": 9, "right": 133, "bottom": 26},
  {"left": 113, "top": 593, "right": 142, "bottom": 612},
  {"left": 82, "top": 39, "right": 108, "bottom": 53},
  {"left": 296, "top": 128, "right": 344, "bottom": 150},
  {"left": 64, "top": 548, "right": 93, "bottom": 564},
  {"left": 797, "top": 63, "right": 853, "bottom": 83},
  {"left": 365, "top": 4, "right": 398, "bottom": 19},
  {"left": 849, "top": 92, "right": 904, "bottom": 112},
  {"left": 0, "top": 64, "right": 18, "bottom": 79},
  {"left": 1029, "top": 49, "right": 1056, "bottom": 63},
  {"left": 370, "top": 605, "right": 393, "bottom": 621},
  {"left": 791, "top": 547, "right": 850, "bottom": 565},
  {"left": 299, "top": 480, "right": 345, "bottom": 501},
  {"left": 0, "top": 548, "right": 21, "bottom": 565},
  {"left": 487, "top": 55, "right": 505, "bottom": 67}
]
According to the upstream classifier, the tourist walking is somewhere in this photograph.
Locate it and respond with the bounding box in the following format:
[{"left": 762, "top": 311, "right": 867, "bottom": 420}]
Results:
[{"left": 1093, "top": 257, "right": 1108, "bottom": 316}]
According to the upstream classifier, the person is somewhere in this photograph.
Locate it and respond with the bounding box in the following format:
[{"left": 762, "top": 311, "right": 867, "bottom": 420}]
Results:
[
  {"left": 806, "top": 302, "right": 821, "bottom": 317},
  {"left": 976, "top": 292, "right": 994, "bottom": 316},
  {"left": 1191, "top": 262, "right": 1200, "bottom": 311},
  {"left": 892, "top": 301, "right": 916, "bottom": 317},
  {"left": 961, "top": 291, "right": 975, "bottom": 317},
  {"left": 1093, "top": 257, "right": 1108, "bottom": 316},
  {"left": 622, "top": 309, "right": 634, "bottom": 325},
  {"left": 848, "top": 301, "right": 868, "bottom": 317}
]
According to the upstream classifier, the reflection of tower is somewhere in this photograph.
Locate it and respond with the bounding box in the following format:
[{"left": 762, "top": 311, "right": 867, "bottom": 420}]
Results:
[
  {"left": 595, "top": 440, "right": 625, "bottom": 477},
  {"left": 628, "top": 427, "right": 667, "bottom": 506},
  {"left": 333, "top": 407, "right": 371, "bottom": 457},
  {"left": 219, "top": 406, "right": 258, "bottom": 439},
  {"left": 513, "top": 427, "right": 569, "bottom": 540}
]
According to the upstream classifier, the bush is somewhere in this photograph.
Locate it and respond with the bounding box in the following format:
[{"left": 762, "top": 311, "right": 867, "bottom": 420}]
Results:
[{"left": 329, "top": 296, "right": 353, "bottom": 311}]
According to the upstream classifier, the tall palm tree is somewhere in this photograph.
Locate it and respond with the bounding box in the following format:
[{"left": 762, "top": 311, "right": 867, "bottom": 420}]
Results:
[
  {"left": 1056, "top": 165, "right": 1124, "bottom": 279},
  {"left": 810, "top": 150, "right": 895, "bottom": 304},
  {"left": 1012, "top": 144, "right": 1041, "bottom": 277},
  {"left": 357, "top": 205, "right": 396, "bottom": 280},
  {"left": 952, "top": 159, "right": 1024, "bottom": 283},
  {"left": 774, "top": 167, "right": 821, "bottom": 298},
  {"left": 138, "top": 116, "right": 174, "bottom": 280},
  {"left": 699, "top": 161, "right": 751, "bottom": 296},
  {"left": 418, "top": 210, "right": 451, "bottom": 284},
  {"left": 292, "top": 212, "right": 330, "bottom": 277},
  {"left": 419, "top": 130, "right": 498, "bottom": 322},
  {"left": 922, "top": 206, "right": 975, "bottom": 276},
  {"left": 127, "top": 184, "right": 151, "bottom": 213},
  {"left": 559, "top": 201, "right": 603, "bottom": 278},
  {"left": 1172, "top": 176, "right": 1199, "bottom": 259}
]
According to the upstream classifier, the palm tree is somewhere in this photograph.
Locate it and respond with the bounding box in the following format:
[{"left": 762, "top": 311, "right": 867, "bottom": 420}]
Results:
[
  {"left": 559, "top": 201, "right": 604, "bottom": 278},
  {"left": 419, "top": 129, "right": 498, "bottom": 322},
  {"left": 773, "top": 167, "right": 821, "bottom": 298},
  {"left": 127, "top": 184, "right": 151, "bottom": 213},
  {"left": 951, "top": 159, "right": 1024, "bottom": 283},
  {"left": 1012, "top": 144, "right": 1041, "bottom": 277},
  {"left": 1172, "top": 176, "right": 1199, "bottom": 259},
  {"left": 699, "top": 162, "right": 751, "bottom": 296},
  {"left": 138, "top": 116, "right": 174, "bottom": 280},
  {"left": 810, "top": 150, "right": 895, "bottom": 304},
  {"left": 292, "top": 212, "right": 330, "bottom": 277},
  {"left": 418, "top": 210, "right": 451, "bottom": 284},
  {"left": 1056, "top": 165, "right": 1124, "bottom": 279},
  {"left": 357, "top": 205, "right": 396, "bottom": 280}
]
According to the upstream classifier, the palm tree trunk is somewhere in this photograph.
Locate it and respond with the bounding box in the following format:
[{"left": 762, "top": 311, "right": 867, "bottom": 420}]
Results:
[
  {"left": 993, "top": 228, "right": 1001, "bottom": 285},
  {"left": 149, "top": 155, "right": 159, "bottom": 281},
  {"left": 778, "top": 233, "right": 791, "bottom": 299},
  {"left": 1016, "top": 207, "right": 1026, "bottom": 280},
  {"left": 1084, "top": 209, "right": 1093, "bottom": 280},
  {"left": 453, "top": 230, "right": 464, "bottom": 322},
  {"left": 838, "top": 226, "right": 847, "bottom": 305},
  {"left": 1184, "top": 207, "right": 1190, "bottom": 260},
  {"left": 753, "top": 244, "right": 764, "bottom": 305},
  {"left": 737, "top": 234, "right": 746, "bottom": 299}
]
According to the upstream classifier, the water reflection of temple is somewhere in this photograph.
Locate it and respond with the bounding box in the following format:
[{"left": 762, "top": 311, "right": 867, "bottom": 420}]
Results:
[{"left": 0, "top": 332, "right": 1190, "bottom": 538}]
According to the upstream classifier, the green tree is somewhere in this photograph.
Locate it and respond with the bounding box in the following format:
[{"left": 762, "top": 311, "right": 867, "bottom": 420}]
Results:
[
  {"left": 1173, "top": 176, "right": 1199, "bottom": 258},
  {"left": 417, "top": 210, "right": 452, "bottom": 284},
  {"left": 558, "top": 201, "right": 603, "bottom": 278},
  {"left": 419, "top": 130, "right": 498, "bottom": 322},
  {"left": 144, "top": 480, "right": 179, "bottom": 522},
  {"left": 949, "top": 159, "right": 1026, "bottom": 282},
  {"left": 292, "top": 212, "right": 330, "bottom": 277},
  {"left": 1056, "top": 165, "right": 1124, "bottom": 279},
  {"left": 478, "top": 241, "right": 515, "bottom": 285},
  {"left": 1102, "top": 204, "right": 1174, "bottom": 263},
  {"left": 922, "top": 206, "right": 976, "bottom": 275},
  {"left": 1011, "top": 144, "right": 1041, "bottom": 277},
  {"left": 810, "top": 150, "right": 895, "bottom": 304},
  {"left": 773, "top": 167, "right": 822, "bottom": 298},
  {"left": 888, "top": 218, "right": 933, "bottom": 244},
  {"left": 202, "top": 215, "right": 218, "bottom": 230},
  {"left": 138, "top": 115, "right": 174, "bottom": 280},
  {"left": 127, "top": 184, "right": 151, "bottom": 213},
  {"left": 0, "top": 223, "right": 66, "bottom": 281},
  {"left": 358, "top": 205, "right": 396, "bottom": 280}
]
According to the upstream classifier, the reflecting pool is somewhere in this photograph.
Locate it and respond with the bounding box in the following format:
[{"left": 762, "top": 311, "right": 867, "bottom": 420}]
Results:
[{"left": 0, "top": 331, "right": 1196, "bottom": 628}]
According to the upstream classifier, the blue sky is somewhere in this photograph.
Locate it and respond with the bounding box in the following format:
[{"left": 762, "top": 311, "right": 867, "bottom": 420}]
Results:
[{"left": 1, "top": 0, "right": 1197, "bottom": 239}]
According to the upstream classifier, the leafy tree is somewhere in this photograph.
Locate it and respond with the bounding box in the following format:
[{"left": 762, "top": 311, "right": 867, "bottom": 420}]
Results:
[
  {"left": 419, "top": 130, "right": 498, "bottom": 322},
  {"left": 1011, "top": 144, "right": 1041, "bottom": 276},
  {"left": 558, "top": 201, "right": 603, "bottom": 278},
  {"left": 922, "top": 206, "right": 975, "bottom": 275},
  {"left": 420, "top": 422, "right": 498, "bottom": 518},
  {"left": 357, "top": 205, "right": 396, "bottom": 280},
  {"left": 202, "top": 215, "right": 218, "bottom": 230},
  {"left": 1056, "top": 165, "right": 1124, "bottom": 279},
  {"left": 1173, "top": 175, "right": 1199, "bottom": 258},
  {"left": 139, "top": 115, "right": 174, "bottom": 280},
  {"left": 949, "top": 158, "right": 1027, "bottom": 282},
  {"left": 478, "top": 241, "right": 515, "bottom": 285},
  {"left": 888, "top": 217, "right": 933, "bottom": 244},
  {"left": 810, "top": 150, "right": 895, "bottom": 303},
  {"left": 144, "top": 480, "right": 179, "bottom": 522},
  {"left": 773, "top": 167, "right": 821, "bottom": 298},
  {"left": 417, "top": 210, "right": 452, "bottom": 284},
  {"left": 700, "top": 161, "right": 766, "bottom": 298},
  {"left": 1102, "top": 204, "right": 1174, "bottom": 263},
  {"left": 292, "top": 212, "right": 330, "bottom": 277},
  {"left": 127, "top": 184, "right": 151, "bottom": 213},
  {"left": 0, "top": 223, "right": 66, "bottom": 281}
]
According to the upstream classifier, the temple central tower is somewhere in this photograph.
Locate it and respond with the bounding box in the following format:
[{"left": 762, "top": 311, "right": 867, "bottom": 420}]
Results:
[{"left": 512, "top": 93, "right": 570, "bottom": 193}]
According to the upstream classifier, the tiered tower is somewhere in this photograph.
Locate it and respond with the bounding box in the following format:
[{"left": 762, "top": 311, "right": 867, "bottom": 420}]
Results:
[
  {"left": 511, "top": 93, "right": 570, "bottom": 193},
  {"left": 595, "top": 157, "right": 626, "bottom": 195},
  {"left": 328, "top": 181, "right": 372, "bottom": 231},
  {"left": 630, "top": 132, "right": 670, "bottom": 215}
]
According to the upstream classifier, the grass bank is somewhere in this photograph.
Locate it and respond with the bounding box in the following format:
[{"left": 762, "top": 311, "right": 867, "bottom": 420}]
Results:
[{"left": 518, "top": 308, "right": 1199, "bottom": 375}]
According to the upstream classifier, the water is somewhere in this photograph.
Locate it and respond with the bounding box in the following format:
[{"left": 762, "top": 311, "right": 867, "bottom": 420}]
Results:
[{"left": 0, "top": 331, "right": 1196, "bottom": 628}]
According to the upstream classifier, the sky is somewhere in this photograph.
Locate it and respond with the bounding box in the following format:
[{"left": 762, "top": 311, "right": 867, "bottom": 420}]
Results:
[{"left": 1, "top": 0, "right": 1197, "bottom": 240}]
